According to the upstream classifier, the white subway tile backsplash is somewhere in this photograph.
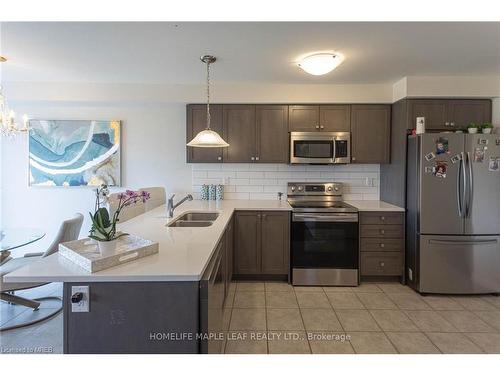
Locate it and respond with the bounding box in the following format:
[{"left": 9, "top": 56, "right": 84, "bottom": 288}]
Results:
[
  {"left": 225, "top": 192, "right": 250, "bottom": 200},
  {"left": 236, "top": 171, "right": 265, "bottom": 179},
  {"left": 192, "top": 163, "right": 380, "bottom": 201},
  {"left": 235, "top": 185, "right": 264, "bottom": 193}
]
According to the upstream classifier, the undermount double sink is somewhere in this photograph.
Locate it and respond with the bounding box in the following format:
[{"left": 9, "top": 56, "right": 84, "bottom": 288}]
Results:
[{"left": 167, "top": 211, "right": 220, "bottom": 227}]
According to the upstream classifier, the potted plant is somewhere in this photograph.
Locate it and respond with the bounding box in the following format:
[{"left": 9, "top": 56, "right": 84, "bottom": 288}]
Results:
[
  {"left": 89, "top": 185, "right": 150, "bottom": 255},
  {"left": 467, "top": 122, "right": 479, "bottom": 134},
  {"left": 481, "top": 122, "right": 493, "bottom": 134}
]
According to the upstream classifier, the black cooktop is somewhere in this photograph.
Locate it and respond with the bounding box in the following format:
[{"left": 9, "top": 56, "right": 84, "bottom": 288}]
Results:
[{"left": 288, "top": 200, "right": 358, "bottom": 213}]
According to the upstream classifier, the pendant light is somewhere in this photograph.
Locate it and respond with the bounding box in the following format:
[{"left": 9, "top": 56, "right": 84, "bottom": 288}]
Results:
[{"left": 187, "top": 55, "right": 229, "bottom": 148}]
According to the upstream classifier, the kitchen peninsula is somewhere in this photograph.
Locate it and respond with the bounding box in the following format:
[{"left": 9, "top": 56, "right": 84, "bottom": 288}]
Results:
[{"left": 5, "top": 199, "right": 403, "bottom": 353}]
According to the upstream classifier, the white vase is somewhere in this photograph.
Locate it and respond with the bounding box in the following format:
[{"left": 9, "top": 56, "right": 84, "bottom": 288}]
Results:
[
  {"left": 468, "top": 128, "right": 478, "bottom": 134},
  {"left": 98, "top": 239, "right": 118, "bottom": 256},
  {"left": 482, "top": 128, "right": 492, "bottom": 134}
]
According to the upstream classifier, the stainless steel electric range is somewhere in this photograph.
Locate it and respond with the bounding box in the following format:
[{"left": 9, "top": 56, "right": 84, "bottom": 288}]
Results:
[{"left": 287, "top": 182, "right": 359, "bottom": 286}]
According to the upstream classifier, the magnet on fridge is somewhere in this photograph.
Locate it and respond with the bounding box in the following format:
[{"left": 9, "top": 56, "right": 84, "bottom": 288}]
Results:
[
  {"left": 473, "top": 147, "right": 485, "bottom": 163},
  {"left": 496, "top": 139, "right": 500, "bottom": 146},
  {"left": 488, "top": 157, "right": 500, "bottom": 172},
  {"left": 425, "top": 152, "right": 436, "bottom": 161},
  {"left": 424, "top": 166, "right": 433, "bottom": 173},
  {"left": 435, "top": 137, "right": 450, "bottom": 155},
  {"left": 432, "top": 161, "right": 447, "bottom": 178},
  {"left": 478, "top": 138, "right": 488, "bottom": 145},
  {"left": 450, "top": 154, "right": 461, "bottom": 164}
]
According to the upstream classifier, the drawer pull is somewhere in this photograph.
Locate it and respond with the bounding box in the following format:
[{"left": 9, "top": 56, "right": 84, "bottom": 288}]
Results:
[
  {"left": 380, "top": 216, "right": 385, "bottom": 221},
  {"left": 380, "top": 262, "right": 385, "bottom": 267},
  {"left": 380, "top": 229, "right": 385, "bottom": 234},
  {"left": 380, "top": 243, "right": 385, "bottom": 248}
]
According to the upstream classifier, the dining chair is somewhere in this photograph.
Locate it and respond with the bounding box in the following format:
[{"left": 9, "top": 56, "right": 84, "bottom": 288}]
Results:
[
  {"left": 0, "top": 213, "right": 83, "bottom": 331},
  {"left": 139, "top": 186, "right": 166, "bottom": 211}
]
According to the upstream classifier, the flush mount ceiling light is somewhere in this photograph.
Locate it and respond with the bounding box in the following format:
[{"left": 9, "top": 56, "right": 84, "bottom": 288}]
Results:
[
  {"left": 298, "top": 53, "right": 344, "bottom": 76},
  {"left": 187, "top": 55, "right": 229, "bottom": 148}
]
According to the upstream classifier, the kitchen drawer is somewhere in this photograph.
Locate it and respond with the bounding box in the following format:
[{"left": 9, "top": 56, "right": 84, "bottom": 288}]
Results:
[
  {"left": 361, "top": 252, "right": 403, "bottom": 276},
  {"left": 360, "top": 212, "right": 403, "bottom": 225},
  {"left": 360, "top": 225, "right": 403, "bottom": 238},
  {"left": 360, "top": 238, "right": 404, "bottom": 252}
]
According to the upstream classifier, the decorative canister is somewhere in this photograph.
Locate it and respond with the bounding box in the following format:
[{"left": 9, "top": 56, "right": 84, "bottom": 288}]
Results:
[
  {"left": 216, "top": 184, "right": 224, "bottom": 200},
  {"left": 208, "top": 184, "right": 217, "bottom": 200},
  {"left": 200, "top": 184, "right": 209, "bottom": 200}
]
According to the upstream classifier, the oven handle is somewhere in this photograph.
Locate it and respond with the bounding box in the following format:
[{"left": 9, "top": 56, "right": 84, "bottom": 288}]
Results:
[{"left": 292, "top": 213, "right": 358, "bottom": 222}]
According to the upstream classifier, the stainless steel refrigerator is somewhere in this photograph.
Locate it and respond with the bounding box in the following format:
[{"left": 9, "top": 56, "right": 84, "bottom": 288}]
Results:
[{"left": 406, "top": 133, "right": 500, "bottom": 294}]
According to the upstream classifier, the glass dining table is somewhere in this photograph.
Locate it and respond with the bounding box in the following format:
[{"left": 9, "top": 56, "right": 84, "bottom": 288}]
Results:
[{"left": 0, "top": 228, "right": 46, "bottom": 263}]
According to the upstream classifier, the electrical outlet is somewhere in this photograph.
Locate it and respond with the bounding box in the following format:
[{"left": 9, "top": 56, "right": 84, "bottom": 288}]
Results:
[{"left": 71, "top": 285, "right": 90, "bottom": 313}]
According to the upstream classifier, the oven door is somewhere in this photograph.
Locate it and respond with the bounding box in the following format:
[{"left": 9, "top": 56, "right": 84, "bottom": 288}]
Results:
[{"left": 291, "top": 212, "right": 359, "bottom": 269}]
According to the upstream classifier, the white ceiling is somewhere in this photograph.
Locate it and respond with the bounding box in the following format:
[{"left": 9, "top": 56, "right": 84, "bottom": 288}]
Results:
[{"left": 1, "top": 22, "right": 499, "bottom": 85}]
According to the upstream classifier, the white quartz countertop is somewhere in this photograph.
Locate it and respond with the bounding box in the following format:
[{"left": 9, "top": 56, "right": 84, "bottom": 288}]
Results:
[
  {"left": 345, "top": 200, "right": 405, "bottom": 212},
  {"left": 5, "top": 200, "right": 291, "bottom": 283},
  {"left": 5, "top": 199, "right": 403, "bottom": 283}
]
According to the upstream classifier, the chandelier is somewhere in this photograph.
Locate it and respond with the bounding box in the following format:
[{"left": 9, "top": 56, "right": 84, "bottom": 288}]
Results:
[{"left": 0, "top": 56, "right": 29, "bottom": 138}]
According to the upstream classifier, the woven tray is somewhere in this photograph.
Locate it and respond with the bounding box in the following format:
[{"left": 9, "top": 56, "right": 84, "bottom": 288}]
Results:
[{"left": 58, "top": 235, "right": 158, "bottom": 273}]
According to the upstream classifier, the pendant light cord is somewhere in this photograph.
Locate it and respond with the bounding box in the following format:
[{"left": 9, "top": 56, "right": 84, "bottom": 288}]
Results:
[{"left": 206, "top": 60, "right": 211, "bottom": 130}]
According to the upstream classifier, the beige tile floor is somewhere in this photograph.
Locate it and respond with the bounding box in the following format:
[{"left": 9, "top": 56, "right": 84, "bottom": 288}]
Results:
[
  {"left": 223, "top": 281, "right": 500, "bottom": 354},
  {"left": 1, "top": 281, "right": 500, "bottom": 354}
]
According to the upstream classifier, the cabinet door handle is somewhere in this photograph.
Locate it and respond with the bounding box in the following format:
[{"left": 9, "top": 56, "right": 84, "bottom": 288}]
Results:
[
  {"left": 445, "top": 122, "right": 450, "bottom": 127},
  {"left": 217, "top": 156, "right": 222, "bottom": 161},
  {"left": 320, "top": 125, "right": 324, "bottom": 129},
  {"left": 450, "top": 122, "right": 455, "bottom": 127},
  {"left": 251, "top": 157, "right": 255, "bottom": 161},
  {"left": 380, "top": 216, "right": 385, "bottom": 221},
  {"left": 352, "top": 157, "right": 356, "bottom": 161},
  {"left": 255, "top": 156, "right": 259, "bottom": 161},
  {"left": 379, "top": 262, "right": 385, "bottom": 267},
  {"left": 380, "top": 243, "right": 385, "bottom": 248},
  {"left": 380, "top": 229, "right": 385, "bottom": 235},
  {"left": 315, "top": 125, "right": 320, "bottom": 129},
  {"left": 262, "top": 214, "right": 266, "bottom": 218}
]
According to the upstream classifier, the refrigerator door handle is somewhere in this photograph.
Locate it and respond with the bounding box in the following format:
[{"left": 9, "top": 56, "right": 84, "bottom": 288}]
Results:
[
  {"left": 429, "top": 239, "right": 498, "bottom": 246},
  {"left": 457, "top": 153, "right": 464, "bottom": 218},
  {"left": 460, "top": 152, "right": 467, "bottom": 218},
  {"left": 466, "top": 151, "right": 474, "bottom": 217}
]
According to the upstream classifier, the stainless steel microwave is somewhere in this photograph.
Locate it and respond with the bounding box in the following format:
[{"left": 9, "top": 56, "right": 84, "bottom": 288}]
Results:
[{"left": 290, "top": 132, "right": 351, "bottom": 164}]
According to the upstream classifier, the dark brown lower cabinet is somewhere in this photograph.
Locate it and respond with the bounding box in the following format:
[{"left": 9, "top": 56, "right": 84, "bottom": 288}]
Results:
[
  {"left": 234, "top": 211, "right": 290, "bottom": 277},
  {"left": 225, "top": 215, "right": 234, "bottom": 299},
  {"left": 360, "top": 211, "right": 405, "bottom": 281}
]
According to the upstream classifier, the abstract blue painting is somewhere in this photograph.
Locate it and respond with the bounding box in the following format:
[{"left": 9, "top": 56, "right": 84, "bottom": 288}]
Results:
[{"left": 28, "top": 120, "right": 121, "bottom": 187}]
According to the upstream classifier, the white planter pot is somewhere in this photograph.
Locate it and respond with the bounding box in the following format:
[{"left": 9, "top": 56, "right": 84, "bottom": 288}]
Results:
[
  {"left": 468, "top": 128, "right": 478, "bottom": 134},
  {"left": 482, "top": 128, "right": 492, "bottom": 134},
  {"left": 98, "top": 239, "right": 118, "bottom": 256}
]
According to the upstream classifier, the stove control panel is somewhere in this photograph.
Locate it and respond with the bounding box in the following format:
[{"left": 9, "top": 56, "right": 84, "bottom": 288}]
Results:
[{"left": 287, "top": 182, "right": 343, "bottom": 196}]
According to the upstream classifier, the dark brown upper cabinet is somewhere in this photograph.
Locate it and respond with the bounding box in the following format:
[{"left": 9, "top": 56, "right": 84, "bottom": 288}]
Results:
[
  {"left": 186, "top": 104, "right": 224, "bottom": 163},
  {"left": 289, "top": 105, "right": 350, "bottom": 132},
  {"left": 447, "top": 99, "right": 492, "bottom": 129},
  {"left": 288, "top": 105, "right": 320, "bottom": 131},
  {"left": 408, "top": 99, "right": 491, "bottom": 130},
  {"left": 223, "top": 105, "right": 256, "bottom": 163},
  {"left": 408, "top": 100, "right": 448, "bottom": 130},
  {"left": 351, "top": 105, "right": 391, "bottom": 164},
  {"left": 256, "top": 105, "right": 289, "bottom": 163},
  {"left": 319, "top": 105, "right": 351, "bottom": 132}
]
